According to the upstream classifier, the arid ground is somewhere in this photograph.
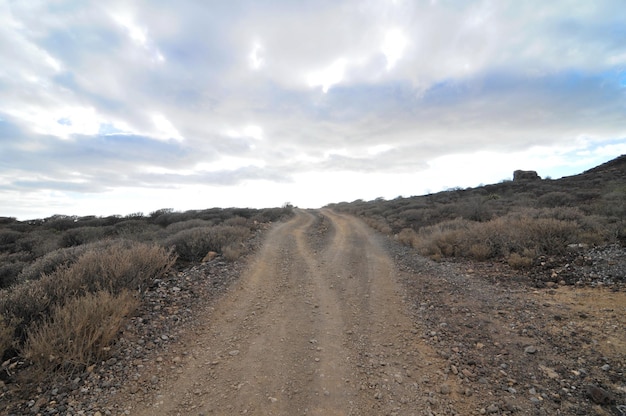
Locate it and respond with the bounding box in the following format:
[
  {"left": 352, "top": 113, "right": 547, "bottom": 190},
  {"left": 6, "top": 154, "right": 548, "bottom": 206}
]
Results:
[{"left": 107, "top": 209, "right": 625, "bottom": 416}]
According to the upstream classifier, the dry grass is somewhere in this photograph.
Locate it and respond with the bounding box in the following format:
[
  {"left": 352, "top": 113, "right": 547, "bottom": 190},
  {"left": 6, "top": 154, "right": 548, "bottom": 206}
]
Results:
[
  {"left": 413, "top": 213, "right": 580, "bottom": 261},
  {"left": 0, "top": 240, "right": 175, "bottom": 359},
  {"left": 0, "top": 315, "right": 15, "bottom": 358},
  {"left": 165, "top": 225, "right": 251, "bottom": 262},
  {"left": 23, "top": 290, "right": 138, "bottom": 373}
]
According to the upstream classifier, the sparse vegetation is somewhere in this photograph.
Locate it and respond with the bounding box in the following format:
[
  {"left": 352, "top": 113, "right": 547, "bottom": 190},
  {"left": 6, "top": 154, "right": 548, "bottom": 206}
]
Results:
[
  {"left": 24, "top": 290, "right": 138, "bottom": 373},
  {"left": 0, "top": 205, "right": 293, "bottom": 375},
  {"left": 329, "top": 155, "right": 626, "bottom": 263}
]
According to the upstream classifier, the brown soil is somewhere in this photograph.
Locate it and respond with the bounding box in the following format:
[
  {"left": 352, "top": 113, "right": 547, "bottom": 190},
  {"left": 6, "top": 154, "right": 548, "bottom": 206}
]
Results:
[{"left": 113, "top": 209, "right": 625, "bottom": 415}]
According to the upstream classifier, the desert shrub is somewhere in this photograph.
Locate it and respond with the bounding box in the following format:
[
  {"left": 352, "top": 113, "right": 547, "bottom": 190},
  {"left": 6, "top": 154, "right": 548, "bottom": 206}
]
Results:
[
  {"left": 0, "top": 240, "right": 175, "bottom": 342},
  {"left": 60, "top": 226, "right": 109, "bottom": 247},
  {"left": 17, "top": 244, "right": 93, "bottom": 283},
  {"left": 537, "top": 192, "right": 575, "bottom": 208},
  {"left": 165, "top": 225, "right": 251, "bottom": 262},
  {"left": 468, "top": 243, "right": 492, "bottom": 260},
  {"left": 16, "top": 230, "right": 61, "bottom": 258},
  {"left": 508, "top": 253, "right": 533, "bottom": 269},
  {"left": 396, "top": 228, "right": 418, "bottom": 247},
  {"left": 252, "top": 207, "right": 293, "bottom": 223},
  {"left": 224, "top": 216, "right": 249, "bottom": 227},
  {"left": 363, "top": 217, "right": 392, "bottom": 234},
  {"left": 165, "top": 219, "right": 211, "bottom": 234},
  {"left": 0, "top": 230, "right": 22, "bottom": 252},
  {"left": 42, "top": 215, "right": 78, "bottom": 231},
  {"left": 0, "top": 259, "right": 27, "bottom": 288},
  {"left": 47, "top": 240, "right": 176, "bottom": 295},
  {"left": 222, "top": 244, "right": 244, "bottom": 261},
  {"left": 414, "top": 214, "right": 579, "bottom": 261},
  {"left": 0, "top": 315, "right": 15, "bottom": 360},
  {"left": 23, "top": 290, "right": 138, "bottom": 373}
]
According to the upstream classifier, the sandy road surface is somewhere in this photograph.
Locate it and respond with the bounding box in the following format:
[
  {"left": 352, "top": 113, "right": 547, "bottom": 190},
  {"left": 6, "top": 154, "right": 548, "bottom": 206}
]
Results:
[{"left": 131, "top": 209, "right": 469, "bottom": 415}]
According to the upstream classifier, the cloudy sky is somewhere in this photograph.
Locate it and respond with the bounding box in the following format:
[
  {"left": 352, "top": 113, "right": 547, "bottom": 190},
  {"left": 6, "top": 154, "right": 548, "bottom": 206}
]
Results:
[{"left": 1, "top": 0, "right": 625, "bottom": 220}]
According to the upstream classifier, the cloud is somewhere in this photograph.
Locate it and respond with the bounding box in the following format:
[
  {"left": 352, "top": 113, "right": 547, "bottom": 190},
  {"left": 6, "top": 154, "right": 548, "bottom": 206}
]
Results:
[{"left": 1, "top": 0, "right": 625, "bottom": 219}]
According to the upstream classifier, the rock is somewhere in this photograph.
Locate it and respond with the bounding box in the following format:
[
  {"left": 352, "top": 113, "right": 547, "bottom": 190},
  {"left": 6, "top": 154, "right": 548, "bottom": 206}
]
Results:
[
  {"left": 487, "top": 403, "right": 499, "bottom": 413},
  {"left": 539, "top": 365, "right": 559, "bottom": 379},
  {"left": 586, "top": 385, "right": 613, "bottom": 405},
  {"left": 202, "top": 251, "right": 219, "bottom": 262},
  {"left": 513, "top": 170, "right": 541, "bottom": 181},
  {"left": 524, "top": 345, "right": 537, "bottom": 354},
  {"left": 440, "top": 384, "right": 451, "bottom": 394},
  {"left": 229, "top": 350, "right": 240, "bottom": 356}
]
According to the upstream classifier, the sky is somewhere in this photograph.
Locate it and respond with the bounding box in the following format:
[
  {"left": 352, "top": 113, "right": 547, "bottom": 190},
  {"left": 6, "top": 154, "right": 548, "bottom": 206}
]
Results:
[{"left": 1, "top": 0, "right": 625, "bottom": 220}]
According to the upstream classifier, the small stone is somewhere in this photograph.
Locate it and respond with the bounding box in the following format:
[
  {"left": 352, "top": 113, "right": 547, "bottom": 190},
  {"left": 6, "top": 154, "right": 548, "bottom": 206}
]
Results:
[
  {"left": 440, "top": 384, "right": 451, "bottom": 394},
  {"left": 586, "top": 385, "right": 613, "bottom": 405},
  {"left": 487, "top": 403, "right": 499, "bottom": 413},
  {"left": 394, "top": 374, "right": 403, "bottom": 384},
  {"left": 601, "top": 364, "right": 610, "bottom": 371},
  {"left": 151, "top": 376, "right": 159, "bottom": 385},
  {"left": 374, "top": 391, "right": 383, "bottom": 400},
  {"left": 229, "top": 350, "right": 240, "bottom": 356},
  {"left": 524, "top": 345, "right": 537, "bottom": 354}
]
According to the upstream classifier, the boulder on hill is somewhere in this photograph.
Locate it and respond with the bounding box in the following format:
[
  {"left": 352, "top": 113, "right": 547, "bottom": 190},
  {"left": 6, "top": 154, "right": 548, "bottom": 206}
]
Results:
[{"left": 513, "top": 170, "right": 541, "bottom": 181}]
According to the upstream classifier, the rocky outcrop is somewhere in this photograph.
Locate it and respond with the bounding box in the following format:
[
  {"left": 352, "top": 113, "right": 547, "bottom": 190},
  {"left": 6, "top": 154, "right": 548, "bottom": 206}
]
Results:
[{"left": 513, "top": 170, "right": 541, "bottom": 181}]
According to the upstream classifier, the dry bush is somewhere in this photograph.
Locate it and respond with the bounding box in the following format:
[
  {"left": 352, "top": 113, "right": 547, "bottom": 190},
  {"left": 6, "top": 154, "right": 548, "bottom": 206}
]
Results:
[
  {"left": 0, "top": 315, "right": 15, "bottom": 359},
  {"left": 396, "top": 228, "right": 418, "bottom": 248},
  {"left": 165, "top": 225, "right": 251, "bottom": 262},
  {"left": 17, "top": 244, "right": 90, "bottom": 283},
  {"left": 16, "top": 229, "right": 61, "bottom": 258},
  {"left": 24, "top": 290, "right": 138, "bottom": 373},
  {"left": 414, "top": 213, "right": 580, "bottom": 261},
  {"left": 468, "top": 243, "right": 492, "bottom": 261},
  {"left": 47, "top": 240, "right": 176, "bottom": 295},
  {"left": 363, "top": 217, "right": 392, "bottom": 235},
  {"left": 165, "top": 219, "right": 211, "bottom": 234},
  {"left": 508, "top": 253, "right": 533, "bottom": 269},
  {"left": 0, "top": 240, "right": 175, "bottom": 344},
  {"left": 224, "top": 216, "right": 249, "bottom": 227},
  {"left": 60, "top": 226, "right": 109, "bottom": 247},
  {"left": 222, "top": 244, "right": 244, "bottom": 261}
]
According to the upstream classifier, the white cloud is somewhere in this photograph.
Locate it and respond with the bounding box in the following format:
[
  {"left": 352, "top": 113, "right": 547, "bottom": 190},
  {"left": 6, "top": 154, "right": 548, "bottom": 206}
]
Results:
[
  {"left": 307, "top": 58, "right": 348, "bottom": 93},
  {"left": 151, "top": 113, "right": 184, "bottom": 142},
  {"left": 249, "top": 40, "right": 264, "bottom": 70},
  {"left": 1, "top": 0, "right": 625, "bottom": 219},
  {"left": 381, "top": 28, "right": 408, "bottom": 70}
]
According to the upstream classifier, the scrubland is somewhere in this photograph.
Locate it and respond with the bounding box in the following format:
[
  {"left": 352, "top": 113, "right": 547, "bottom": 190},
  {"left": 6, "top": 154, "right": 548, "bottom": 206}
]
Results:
[
  {"left": 328, "top": 156, "right": 626, "bottom": 270},
  {"left": 0, "top": 206, "right": 293, "bottom": 377}
]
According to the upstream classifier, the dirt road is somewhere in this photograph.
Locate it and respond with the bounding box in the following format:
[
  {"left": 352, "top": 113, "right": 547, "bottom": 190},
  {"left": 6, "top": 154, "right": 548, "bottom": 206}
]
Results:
[{"left": 130, "top": 209, "right": 471, "bottom": 415}]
